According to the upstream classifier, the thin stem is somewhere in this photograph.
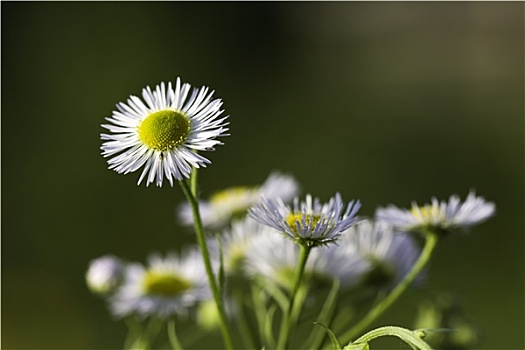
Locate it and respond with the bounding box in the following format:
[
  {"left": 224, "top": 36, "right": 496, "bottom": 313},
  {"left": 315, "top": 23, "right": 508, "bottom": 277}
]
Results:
[
  {"left": 167, "top": 319, "right": 184, "bottom": 350},
  {"left": 126, "top": 317, "right": 163, "bottom": 350},
  {"left": 189, "top": 166, "right": 198, "bottom": 196},
  {"left": 264, "top": 304, "right": 278, "bottom": 349},
  {"left": 179, "top": 179, "right": 234, "bottom": 350},
  {"left": 340, "top": 231, "right": 439, "bottom": 343},
  {"left": 304, "top": 278, "right": 341, "bottom": 350},
  {"left": 123, "top": 316, "right": 143, "bottom": 350},
  {"left": 351, "top": 326, "right": 433, "bottom": 350},
  {"left": 232, "top": 288, "right": 257, "bottom": 349},
  {"left": 251, "top": 283, "right": 269, "bottom": 346},
  {"left": 144, "top": 317, "right": 164, "bottom": 346},
  {"left": 289, "top": 284, "right": 308, "bottom": 333},
  {"left": 255, "top": 275, "right": 289, "bottom": 312},
  {"left": 276, "top": 244, "right": 312, "bottom": 349}
]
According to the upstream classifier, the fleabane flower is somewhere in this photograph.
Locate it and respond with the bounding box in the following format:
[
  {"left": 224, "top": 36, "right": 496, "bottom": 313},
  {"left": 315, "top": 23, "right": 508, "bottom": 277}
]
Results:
[
  {"left": 339, "top": 219, "right": 422, "bottom": 289},
  {"left": 249, "top": 193, "right": 361, "bottom": 247},
  {"left": 244, "top": 231, "right": 316, "bottom": 290},
  {"left": 305, "top": 240, "right": 369, "bottom": 291},
  {"left": 207, "top": 217, "right": 278, "bottom": 276},
  {"left": 245, "top": 229, "right": 368, "bottom": 291},
  {"left": 178, "top": 172, "right": 300, "bottom": 230},
  {"left": 109, "top": 250, "right": 210, "bottom": 319},
  {"left": 101, "top": 78, "right": 229, "bottom": 187},
  {"left": 375, "top": 190, "right": 495, "bottom": 234}
]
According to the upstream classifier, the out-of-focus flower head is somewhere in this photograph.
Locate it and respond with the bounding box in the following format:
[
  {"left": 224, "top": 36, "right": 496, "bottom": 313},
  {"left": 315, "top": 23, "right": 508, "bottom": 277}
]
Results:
[{"left": 178, "top": 171, "right": 300, "bottom": 230}]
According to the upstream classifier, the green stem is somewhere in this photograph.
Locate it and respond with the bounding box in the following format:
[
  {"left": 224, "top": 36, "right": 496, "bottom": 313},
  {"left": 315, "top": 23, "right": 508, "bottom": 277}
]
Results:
[
  {"left": 341, "top": 231, "right": 439, "bottom": 343},
  {"left": 232, "top": 288, "right": 257, "bottom": 349},
  {"left": 123, "top": 316, "right": 143, "bottom": 350},
  {"left": 179, "top": 179, "right": 234, "bottom": 350},
  {"left": 126, "top": 317, "right": 163, "bottom": 350},
  {"left": 251, "top": 283, "right": 269, "bottom": 346},
  {"left": 190, "top": 166, "right": 198, "bottom": 196},
  {"left": 290, "top": 284, "right": 308, "bottom": 333},
  {"left": 276, "top": 244, "right": 312, "bottom": 349},
  {"left": 167, "top": 319, "right": 184, "bottom": 350},
  {"left": 144, "top": 317, "right": 164, "bottom": 345},
  {"left": 349, "top": 326, "right": 432, "bottom": 350},
  {"left": 304, "top": 278, "right": 341, "bottom": 350}
]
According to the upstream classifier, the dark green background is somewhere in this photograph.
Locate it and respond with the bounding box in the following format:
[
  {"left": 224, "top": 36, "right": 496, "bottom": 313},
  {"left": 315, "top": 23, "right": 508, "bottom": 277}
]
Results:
[{"left": 2, "top": 2, "right": 523, "bottom": 349}]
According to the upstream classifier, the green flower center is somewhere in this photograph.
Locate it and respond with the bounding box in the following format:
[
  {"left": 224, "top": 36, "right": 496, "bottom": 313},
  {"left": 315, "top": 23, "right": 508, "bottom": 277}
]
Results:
[
  {"left": 228, "top": 242, "right": 249, "bottom": 271},
  {"left": 137, "top": 110, "right": 190, "bottom": 152},
  {"left": 285, "top": 213, "right": 322, "bottom": 237},
  {"left": 142, "top": 271, "right": 192, "bottom": 297}
]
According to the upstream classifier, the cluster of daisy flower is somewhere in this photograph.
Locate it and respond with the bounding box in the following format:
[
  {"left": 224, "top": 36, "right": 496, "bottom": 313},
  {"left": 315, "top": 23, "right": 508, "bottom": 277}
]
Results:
[{"left": 90, "top": 78, "right": 496, "bottom": 350}]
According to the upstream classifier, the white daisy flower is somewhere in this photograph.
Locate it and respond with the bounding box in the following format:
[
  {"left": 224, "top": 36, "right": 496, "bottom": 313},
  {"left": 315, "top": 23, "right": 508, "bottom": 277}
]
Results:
[
  {"left": 244, "top": 230, "right": 368, "bottom": 291},
  {"left": 244, "top": 231, "right": 314, "bottom": 290},
  {"left": 109, "top": 250, "right": 210, "bottom": 319},
  {"left": 178, "top": 171, "right": 300, "bottom": 230},
  {"left": 101, "top": 78, "right": 229, "bottom": 187},
  {"left": 207, "top": 217, "right": 278, "bottom": 276},
  {"left": 307, "top": 242, "right": 370, "bottom": 291},
  {"left": 375, "top": 190, "right": 495, "bottom": 234},
  {"left": 249, "top": 193, "right": 361, "bottom": 247},
  {"left": 86, "top": 255, "right": 124, "bottom": 295},
  {"left": 339, "top": 219, "right": 422, "bottom": 288}
]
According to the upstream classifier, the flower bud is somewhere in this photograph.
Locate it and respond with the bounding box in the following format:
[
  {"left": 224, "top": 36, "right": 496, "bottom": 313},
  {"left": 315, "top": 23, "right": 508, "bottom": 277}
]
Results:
[{"left": 86, "top": 255, "right": 123, "bottom": 295}]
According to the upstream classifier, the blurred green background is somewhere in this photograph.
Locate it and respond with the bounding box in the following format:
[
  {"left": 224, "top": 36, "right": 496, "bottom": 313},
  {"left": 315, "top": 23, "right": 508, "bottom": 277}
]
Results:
[{"left": 2, "top": 2, "right": 523, "bottom": 349}]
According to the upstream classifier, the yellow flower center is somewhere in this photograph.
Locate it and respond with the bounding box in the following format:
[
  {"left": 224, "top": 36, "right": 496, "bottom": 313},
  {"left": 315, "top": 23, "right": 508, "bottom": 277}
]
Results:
[
  {"left": 285, "top": 213, "right": 322, "bottom": 237},
  {"left": 210, "top": 187, "right": 252, "bottom": 203},
  {"left": 410, "top": 204, "right": 445, "bottom": 225},
  {"left": 209, "top": 187, "right": 259, "bottom": 220},
  {"left": 138, "top": 110, "right": 190, "bottom": 151},
  {"left": 142, "top": 271, "right": 192, "bottom": 296}
]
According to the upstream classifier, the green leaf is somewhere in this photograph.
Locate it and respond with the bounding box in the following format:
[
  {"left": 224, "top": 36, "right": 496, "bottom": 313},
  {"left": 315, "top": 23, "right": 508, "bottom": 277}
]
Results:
[
  {"left": 349, "top": 326, "right": 433, "bottom": 350},
  {"left": 313, "top": 322, "right": 342, "bottom": 350}
]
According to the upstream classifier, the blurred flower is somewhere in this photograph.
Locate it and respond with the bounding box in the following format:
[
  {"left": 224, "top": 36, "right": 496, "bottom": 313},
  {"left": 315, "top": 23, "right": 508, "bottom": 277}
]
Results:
[
  {"left": 207, "top": 217, "right": 279, "bottom": 276},
  {"left": 178, "top": 171, "right": 300, "bottom": 230},
  {"left": 101, "top": 78, "right": 229, "bottom": 187},
  {"left": 249, "top": 193, "right": 360, "bottom": 247},
  {"left": 86, "top": 255, "right": 124, "bottom": 295},
  {"left": 244, "top": 228, "right": 367, "bottom": 291},
  {"left": 241, "top": 218, "right": 422, "bottom": 296},
  {"left": 244, "top": 230, "right": 314, "bottom": 290},
  {"left": 289, "top": 219, "right": 422, "bottom": 291},
  {"left": 340, "top": 219, "right": 422, "bottom": 289},
  {"left": 109, "top": 250, "right": 210, "bottom": 319},
  {"left": 375, "top": 191, "right": 495, "bottom": 234},
  {"left": 307, "top": 240, "right": 369, "bottom": 291}
]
